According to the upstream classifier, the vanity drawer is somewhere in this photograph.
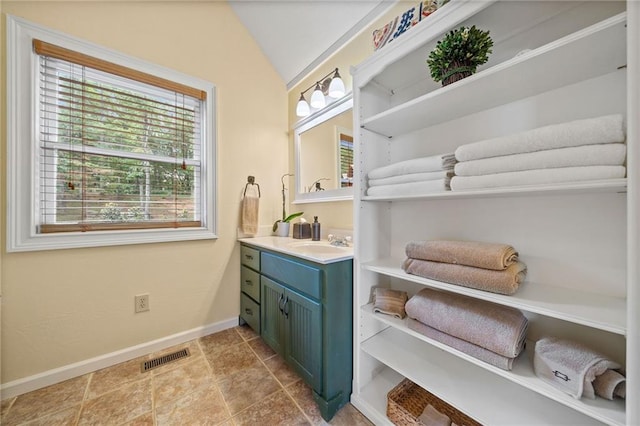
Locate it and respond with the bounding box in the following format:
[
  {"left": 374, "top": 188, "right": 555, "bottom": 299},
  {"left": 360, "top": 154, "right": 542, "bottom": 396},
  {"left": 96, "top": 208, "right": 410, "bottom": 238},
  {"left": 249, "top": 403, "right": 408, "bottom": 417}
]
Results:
[
  {"left": 261, "top": 252, "right": 322, "bottom": 300},
  {"left": 241, "top": 245, "right": 260, "bottom": 270},
  {"left": 240, "top": 293, "right": 260, "bottom": 333},
  {"left": 241, "top": 266, "right": 260, "bottom": 302}
]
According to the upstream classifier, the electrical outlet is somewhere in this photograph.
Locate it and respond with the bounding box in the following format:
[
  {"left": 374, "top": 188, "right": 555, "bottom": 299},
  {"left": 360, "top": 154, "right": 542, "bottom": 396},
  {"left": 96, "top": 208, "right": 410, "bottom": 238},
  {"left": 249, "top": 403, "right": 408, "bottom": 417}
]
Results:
[{"left": 135, "top": 294, "right": 150, "bottom": 313}]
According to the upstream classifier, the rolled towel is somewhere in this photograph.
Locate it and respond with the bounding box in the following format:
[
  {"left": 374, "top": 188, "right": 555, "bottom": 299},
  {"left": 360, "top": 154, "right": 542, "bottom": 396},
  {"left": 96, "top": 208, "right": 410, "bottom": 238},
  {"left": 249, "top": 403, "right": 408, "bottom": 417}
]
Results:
[
  {"left": 404, "top": 287, "right": 528, "bottom": 358},
  {"left": 368, "top": 170, "right": 453, "bottom": 187},
  {"left": 592, "top": 369, "right": 626, "bottom": 400},
  {"left": 408, "top": 318, "right": 516, "bottom": 371},
  {"left": 372, "top": 288, "right": 408, "bottom": 319},
  {"left": 418, "top": 404, "right": 451, "bottom": 426},
  {"left": 368, "top": 153, "right": 456, "bottom": 179},
  {"left": 454, "top": 114, "right": 625, "bottom": 162},
  {"left": 454, "top": 143, "right": 627, "bottom": 176},
  {"left": 402, "top": 258, "right": 527, "bottom": 295},
  {"left": 533, "top": 337, "right": 621, "bottom": 399},
  {"left": 405, "top": 240, "right": 518, "bottom": 271},
  {"left": 450, "top": 165, "right": 626, "bottom": 191},
  {"left": 366, "top": 179, "right": 450, "bottom": 197}
]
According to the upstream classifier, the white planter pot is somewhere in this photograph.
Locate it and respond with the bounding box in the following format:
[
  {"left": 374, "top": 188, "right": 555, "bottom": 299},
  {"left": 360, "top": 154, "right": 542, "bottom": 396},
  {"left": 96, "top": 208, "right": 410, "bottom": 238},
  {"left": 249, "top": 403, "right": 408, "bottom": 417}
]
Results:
[{"left": 275, "top": 222, "right": 290, "bottom": 237}]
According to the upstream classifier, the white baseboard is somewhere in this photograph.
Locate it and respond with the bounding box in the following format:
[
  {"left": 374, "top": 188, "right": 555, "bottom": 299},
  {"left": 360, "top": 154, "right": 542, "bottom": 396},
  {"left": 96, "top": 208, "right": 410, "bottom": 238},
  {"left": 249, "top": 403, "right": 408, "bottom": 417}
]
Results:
[{"left": 0, "top": 317, "right": 239, "bottom": 400}]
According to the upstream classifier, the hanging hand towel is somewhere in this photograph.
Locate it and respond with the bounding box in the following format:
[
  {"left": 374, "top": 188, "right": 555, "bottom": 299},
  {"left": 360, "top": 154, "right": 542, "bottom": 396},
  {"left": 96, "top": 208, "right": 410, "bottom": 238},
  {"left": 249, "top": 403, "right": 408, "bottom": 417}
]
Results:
[
  {"left": 402, "top": 258, "right": 527, "bottom": 295},
  {"left": 405, "top": 240, "right": 518, "bottom": 271},
  {"left": 454, "top": 143, "right": 627, "bottom": 176},
  {"left": 404, "top": 287, "right": 528, "bottom": 358},
  {"left": 533, "top": 337, "right": 621, "bottom": 399},
  {"left": 367, "top": 153, "right": 456, "bottom": 179},
  {"left": 241, "top": 185, "right": 260, "bottom": 236},
  {"left": 454, "top": 114, "right": 625, "bottom": 162},
  {"left": 408, "top": 318, "right": 516, "bottom": 371},
  {"left": 450, "top": 165, "right": 626, "bottom": 191}
]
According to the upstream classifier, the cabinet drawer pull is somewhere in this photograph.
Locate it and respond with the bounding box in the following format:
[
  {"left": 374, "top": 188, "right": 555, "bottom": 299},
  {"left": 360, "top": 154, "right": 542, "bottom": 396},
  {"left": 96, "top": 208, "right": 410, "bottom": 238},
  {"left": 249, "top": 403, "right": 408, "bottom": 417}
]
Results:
[
  {"left": 283, "top": 295, "right": 289, "bottom": 318},
  {"left": 278, "top": 293, "right": 285, "bottom": 313},
  {"left": 245, "top": 308, "right": 253, "bottom": 316},
  {"left": 245, "top": 254, "right": 254, "bottom": 260},
  {"left": 244, "top": 280, "right": 253, "bottom": 286}
]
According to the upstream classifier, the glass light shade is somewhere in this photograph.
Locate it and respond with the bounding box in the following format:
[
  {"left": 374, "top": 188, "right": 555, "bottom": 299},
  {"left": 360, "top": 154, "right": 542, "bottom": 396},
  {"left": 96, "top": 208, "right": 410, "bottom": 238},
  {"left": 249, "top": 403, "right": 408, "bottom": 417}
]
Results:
[
  {"left": 328, "top": 73, "right": 346, "bottom": 98},
  {"left": 296, "top": 94, "right": 310, "bottom": 117},
  {"left": 310, "top": 83, "right": 326, "bottom": 109}
]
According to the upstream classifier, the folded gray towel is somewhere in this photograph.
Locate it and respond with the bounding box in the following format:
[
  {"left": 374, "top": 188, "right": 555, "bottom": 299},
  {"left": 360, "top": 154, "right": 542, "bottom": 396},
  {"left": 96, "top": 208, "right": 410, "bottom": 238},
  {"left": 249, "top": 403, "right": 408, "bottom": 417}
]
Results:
[
  {"left": 408, "top": 318, "right": 516, "bottom": 370},
  {"left": 418, "top": 404, "right": 451, "bottom": 426},
  {"left": 405, "top": 288, "right": 528, "bottom": 358},
  {"left": 533, "top": 337, "right": 621, "bottom": 399}
]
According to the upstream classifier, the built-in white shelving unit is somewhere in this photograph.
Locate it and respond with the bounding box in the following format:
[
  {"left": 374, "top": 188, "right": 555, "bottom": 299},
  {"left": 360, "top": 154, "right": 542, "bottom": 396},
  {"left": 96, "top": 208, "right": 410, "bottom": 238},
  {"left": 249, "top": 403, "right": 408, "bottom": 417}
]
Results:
[{"left": 351, "top": 0, "right": 638, "bottom": 425}]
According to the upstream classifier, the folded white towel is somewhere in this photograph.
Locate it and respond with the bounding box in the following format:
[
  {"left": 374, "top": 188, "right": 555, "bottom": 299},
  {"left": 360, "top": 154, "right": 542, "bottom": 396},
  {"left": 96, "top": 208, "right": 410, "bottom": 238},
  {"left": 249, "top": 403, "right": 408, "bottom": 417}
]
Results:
[
  {"left": 533, "top": 337, "right": 621, "bottom": 399},
  {"left": 455, "top": 114, "right": 625, "bottom": 162},
  {"left": 369, "top": 170, "right": 453, "bottom": 187},
  {"left": 366, "top": 179, "right": 450, "bottom": 197},
  {"left": 454, "top": 144, "right": 627, "bottom": 176},
  {"left": 450, "top": 165, "right": 626, "bottom": 191},
  {"left": 368, "top": 153, "right": 456, "bottom": 179}
]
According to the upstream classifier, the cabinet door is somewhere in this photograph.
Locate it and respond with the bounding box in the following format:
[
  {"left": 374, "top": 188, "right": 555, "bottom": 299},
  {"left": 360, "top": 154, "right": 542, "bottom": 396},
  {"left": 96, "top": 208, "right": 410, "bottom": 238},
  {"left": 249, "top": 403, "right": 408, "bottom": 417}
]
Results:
[
  {"left": 260, "top": 276, "right": 285, "bottom": 356},
  {"left": 284, "top": 288, "right": 322, "bottom": 392}
]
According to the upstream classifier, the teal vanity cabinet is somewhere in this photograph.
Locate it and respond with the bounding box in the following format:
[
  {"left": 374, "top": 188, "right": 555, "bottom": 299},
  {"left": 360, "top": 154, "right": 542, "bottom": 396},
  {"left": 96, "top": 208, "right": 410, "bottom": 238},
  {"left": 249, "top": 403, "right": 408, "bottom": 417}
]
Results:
[{"left": 239, "top": 242, "right": 353, "bottom": 421}]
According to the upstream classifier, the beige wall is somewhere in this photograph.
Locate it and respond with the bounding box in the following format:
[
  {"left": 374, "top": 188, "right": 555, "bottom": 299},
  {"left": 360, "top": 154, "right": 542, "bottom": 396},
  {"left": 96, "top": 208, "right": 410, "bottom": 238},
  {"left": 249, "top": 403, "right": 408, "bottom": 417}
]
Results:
[
  {"left": 0, "top": 1, "right": 288, "bottom": 384},
  {"left": 287, "top": 1, "right": 416, "bottom": 230}
]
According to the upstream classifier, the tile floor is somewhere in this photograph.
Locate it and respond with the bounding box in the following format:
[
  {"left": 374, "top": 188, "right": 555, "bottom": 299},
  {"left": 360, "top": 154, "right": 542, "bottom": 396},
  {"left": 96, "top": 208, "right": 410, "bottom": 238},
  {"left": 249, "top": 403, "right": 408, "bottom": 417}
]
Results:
[{"left": 0, "top": 325, "right": 373, "bottom": 426}]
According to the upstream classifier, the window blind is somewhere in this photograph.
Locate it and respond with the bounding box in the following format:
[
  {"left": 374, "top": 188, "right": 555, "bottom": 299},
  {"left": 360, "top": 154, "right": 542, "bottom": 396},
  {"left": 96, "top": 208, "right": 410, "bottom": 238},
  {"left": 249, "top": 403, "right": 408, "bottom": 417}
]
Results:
[
  {"left": 339, "top": 134, "right": 354, "bottom": 188},
  {"left": 36, "top": 40, "right": 204, "bottom": 233}
]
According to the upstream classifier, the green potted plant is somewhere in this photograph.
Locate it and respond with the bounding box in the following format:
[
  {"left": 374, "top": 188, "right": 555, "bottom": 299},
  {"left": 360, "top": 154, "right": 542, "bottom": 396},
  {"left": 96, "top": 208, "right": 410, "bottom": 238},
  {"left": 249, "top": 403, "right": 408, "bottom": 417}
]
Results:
[
  {"left": 427, "top": 25, "right": 493, "bottom": 86},
  {"left": 273, "top": 173, "right": 303, "bottom": 236}
]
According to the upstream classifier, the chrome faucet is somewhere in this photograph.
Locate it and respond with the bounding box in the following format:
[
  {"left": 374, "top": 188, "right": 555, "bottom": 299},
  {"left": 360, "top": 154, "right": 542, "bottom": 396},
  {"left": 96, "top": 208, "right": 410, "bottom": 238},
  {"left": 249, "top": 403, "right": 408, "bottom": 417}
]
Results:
[{"left": 328, "top": 234, "right": 352, "bottom": 247}]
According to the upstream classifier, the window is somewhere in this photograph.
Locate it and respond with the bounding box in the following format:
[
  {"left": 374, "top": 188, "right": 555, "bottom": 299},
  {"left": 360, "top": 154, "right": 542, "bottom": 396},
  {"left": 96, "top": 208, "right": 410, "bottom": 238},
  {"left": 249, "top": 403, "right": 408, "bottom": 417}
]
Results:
[{"left": 7, "top": 16, "right": 217, "bottom": 251}]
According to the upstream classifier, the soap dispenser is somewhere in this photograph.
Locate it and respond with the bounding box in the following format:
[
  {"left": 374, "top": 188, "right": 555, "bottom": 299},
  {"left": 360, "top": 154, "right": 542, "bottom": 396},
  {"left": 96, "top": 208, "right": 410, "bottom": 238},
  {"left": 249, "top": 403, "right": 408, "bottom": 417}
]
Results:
[{"left": 312, "top": 216, "right": 321, "bottom": 241}]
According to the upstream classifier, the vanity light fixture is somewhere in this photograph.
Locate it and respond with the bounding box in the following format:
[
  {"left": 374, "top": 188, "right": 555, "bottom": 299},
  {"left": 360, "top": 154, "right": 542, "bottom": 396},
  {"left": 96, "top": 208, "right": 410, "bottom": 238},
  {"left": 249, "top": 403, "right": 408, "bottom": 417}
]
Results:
[{"left": 296, "top": 67, "right": 346, "bottom": 117}]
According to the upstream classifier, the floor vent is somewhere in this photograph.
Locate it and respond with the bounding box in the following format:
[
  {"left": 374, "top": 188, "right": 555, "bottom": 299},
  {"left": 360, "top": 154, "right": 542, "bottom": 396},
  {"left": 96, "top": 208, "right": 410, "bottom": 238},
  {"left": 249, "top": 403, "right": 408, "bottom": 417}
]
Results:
[{"left": 142, "top": 348, "right": 190, "bottom": 372}]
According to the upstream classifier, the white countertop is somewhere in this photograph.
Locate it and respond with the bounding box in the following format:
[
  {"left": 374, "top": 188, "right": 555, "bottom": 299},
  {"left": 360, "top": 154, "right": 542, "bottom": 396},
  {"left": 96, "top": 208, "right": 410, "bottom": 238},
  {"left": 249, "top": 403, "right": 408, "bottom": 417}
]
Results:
[{"left": 238, "top": 236, "right": 353, "bottom": 264}]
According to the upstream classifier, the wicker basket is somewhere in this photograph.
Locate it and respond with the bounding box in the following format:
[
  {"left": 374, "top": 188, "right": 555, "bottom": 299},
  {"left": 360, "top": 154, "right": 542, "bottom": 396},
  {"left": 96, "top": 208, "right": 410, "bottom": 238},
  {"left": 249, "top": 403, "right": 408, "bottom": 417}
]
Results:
[{"left": 387, "top": 379, "right": 482, "bottom": 426}]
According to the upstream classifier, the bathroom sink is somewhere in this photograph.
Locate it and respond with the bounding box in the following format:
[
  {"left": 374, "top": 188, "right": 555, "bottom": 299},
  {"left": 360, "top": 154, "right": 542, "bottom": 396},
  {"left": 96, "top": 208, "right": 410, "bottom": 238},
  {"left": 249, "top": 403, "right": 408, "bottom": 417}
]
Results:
[{"left": 286, "top": 241, "right": 350, "bottom": 255}]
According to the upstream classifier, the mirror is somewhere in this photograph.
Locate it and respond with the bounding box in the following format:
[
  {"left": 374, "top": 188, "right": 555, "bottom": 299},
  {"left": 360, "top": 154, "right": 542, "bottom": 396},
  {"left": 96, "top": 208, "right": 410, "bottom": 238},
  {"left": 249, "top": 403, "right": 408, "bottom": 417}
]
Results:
[{"left": 294, "top": 95, "right": 353, "bottom": 203}]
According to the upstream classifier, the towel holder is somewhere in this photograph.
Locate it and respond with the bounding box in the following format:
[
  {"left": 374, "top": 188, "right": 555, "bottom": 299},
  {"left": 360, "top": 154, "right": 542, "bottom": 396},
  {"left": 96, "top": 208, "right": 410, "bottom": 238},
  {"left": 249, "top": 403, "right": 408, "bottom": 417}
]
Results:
[{"left": 244, "top": 176, "right": 261, "bottom": 198}]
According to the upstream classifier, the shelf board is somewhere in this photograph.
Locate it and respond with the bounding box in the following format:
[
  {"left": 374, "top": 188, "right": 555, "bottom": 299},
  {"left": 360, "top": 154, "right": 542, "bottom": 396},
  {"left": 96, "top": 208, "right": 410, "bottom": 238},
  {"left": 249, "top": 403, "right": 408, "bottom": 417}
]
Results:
[
  {"left": 361, "top": 326, "right": 625, "bottom": 425},
  {"left": 362, "top": 179, "right": 627, "bottom": 202},
  {"left": 362, "top": 258, "right": 626, "bottom": 335},
  {"left": 361, "top": 13, "right": 627, "bottom": 137}
]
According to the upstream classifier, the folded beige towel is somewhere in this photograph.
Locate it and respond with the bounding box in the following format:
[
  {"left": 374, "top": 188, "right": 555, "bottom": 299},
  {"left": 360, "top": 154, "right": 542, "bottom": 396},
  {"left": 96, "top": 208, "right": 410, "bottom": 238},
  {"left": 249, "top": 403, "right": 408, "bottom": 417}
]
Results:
[
  {"left": 372, "top": 288, "right": 408, "bottom": 319},
  {"left": 592, "top": 369, "right": 626, "bottom": 400},
  {"left": 533, "top": 337, "right": 621, "bottom": 399},
  {"left": 405, "top": 240, "right": 518, "bottom": 271},
  {"left": 402, "top": 258, "right": 527, "bottom": 295},
  {"left": 408, "top": 319, "right": 516, "bottom": 370},
  {"left": 418, "top": 404, "right": 451, "bottom": 426},
  {"left": 405, "top": 288, "right": 528, "bottom": 358},
  {"left": 241, "top": 186, "right": 260, "bottom": 236}
]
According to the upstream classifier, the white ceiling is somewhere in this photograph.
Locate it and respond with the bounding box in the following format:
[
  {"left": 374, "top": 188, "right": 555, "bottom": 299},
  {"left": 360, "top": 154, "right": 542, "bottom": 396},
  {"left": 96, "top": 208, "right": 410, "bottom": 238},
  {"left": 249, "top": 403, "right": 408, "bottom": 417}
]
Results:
[{"left": 229, "top": 0, "right": 391, "bottom": 89}]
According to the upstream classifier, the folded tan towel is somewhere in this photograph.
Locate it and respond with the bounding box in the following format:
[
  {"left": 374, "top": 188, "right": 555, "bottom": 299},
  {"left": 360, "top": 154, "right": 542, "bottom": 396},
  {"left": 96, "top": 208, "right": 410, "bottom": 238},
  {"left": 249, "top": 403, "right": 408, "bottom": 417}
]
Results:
[
  {"left": 241, "top": 186, "right": 259, "bottom": 236},
  {"left": 418, "top": 404, "right": 451, "bottom": 426},
  {"left": 405, "top": 240, "right": 518, "bottom": 271},
  {"left": 402, "top": 258, "right": 527, "bottom": 295},
  {"left": 592, "top": 369, "right": 626, "bottom": 400},
  {"left": 533, "top": 337, "right": 621, "bottom": 399},
  {"left": 372, "top": 288, "right": 408, "bottom": 319},
  {"left": 405, "top": 288, "right": 528, "bottom": 358},
  {"left": 408, "top": 319, "right": 516, "bottom": 370}
]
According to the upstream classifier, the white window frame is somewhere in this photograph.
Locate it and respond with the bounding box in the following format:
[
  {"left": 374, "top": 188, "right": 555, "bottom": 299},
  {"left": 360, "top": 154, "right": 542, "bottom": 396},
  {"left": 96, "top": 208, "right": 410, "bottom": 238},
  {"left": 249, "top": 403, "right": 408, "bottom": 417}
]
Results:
[{"left": 6, "top": 15, "right": 217, "bottom": 252}]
